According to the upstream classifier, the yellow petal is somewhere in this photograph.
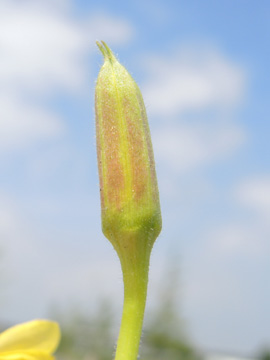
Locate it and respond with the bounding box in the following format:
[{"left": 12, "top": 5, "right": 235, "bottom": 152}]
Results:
[
  {"left": 0, "top": 320, "right": 60, "bottom": 354},
  {"left": 0, "top": 350, "right": 53, "bottom": 360}
]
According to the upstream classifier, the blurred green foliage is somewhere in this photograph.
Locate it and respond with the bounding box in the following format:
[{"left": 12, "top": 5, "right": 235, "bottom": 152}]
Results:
[
  {"left": 55, "top": 296, "right": 200, "bottom": 360},
  {"left": 54, "top": 300, "right": 115, "bottom": 360},
  {"left": 142, "top": 270, "right": 199, "bottom": 360},
  {"left": 54, "top": 262, "right": 201, "bottom": 360},
  {"left": 258, "top": 349, "right": 270, "bottom": 360}
]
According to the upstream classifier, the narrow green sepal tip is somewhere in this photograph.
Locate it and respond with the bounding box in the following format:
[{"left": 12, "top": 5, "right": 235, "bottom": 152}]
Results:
[{"left": 96, "top": 40, "right": 116, "bottom": 63}]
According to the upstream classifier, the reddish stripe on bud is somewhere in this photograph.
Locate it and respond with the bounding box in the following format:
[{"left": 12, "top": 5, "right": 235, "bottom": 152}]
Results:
[{"left": 96, "top": 76, "right": 125, "bottom": 211}]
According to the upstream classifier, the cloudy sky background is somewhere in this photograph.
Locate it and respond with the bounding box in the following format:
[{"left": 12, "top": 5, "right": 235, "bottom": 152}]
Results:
[{"left": 0, "top": 0, "right": 269, "bottom": 355}]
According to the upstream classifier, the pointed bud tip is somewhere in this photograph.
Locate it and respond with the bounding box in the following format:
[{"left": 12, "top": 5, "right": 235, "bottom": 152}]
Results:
[{"left": 96, "top": 41, "right": 116, "bottom": 63}]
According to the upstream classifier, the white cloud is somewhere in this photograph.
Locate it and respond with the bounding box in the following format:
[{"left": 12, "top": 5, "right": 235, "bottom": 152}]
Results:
[
  {"left": 86, "top": 13, "right": 135, "bottom": 45},
  {"left": 236, "top": 176, "right": 270, "bottom": 219},
  {"left": 0, "top": 196, "right": 19, "bottom": 241},
  {"left": 144, "top": 46, "right": 247, "bottom": 174},
  {"left": 182, "top": 178, "right": 270, "bottom": 350},
  {"left": 183, "top": 217, "right": 270, "bottom": 353},
  {"left": 0, "top": 192, "right": 121, "bottom": 322},
  {"left": 183, "top": 177, "right": 270, "bottom": 326},
  {"left": 204, "top": 223, "right": 269, "bottom": 259},
  {"left": 0, "top": 193, "right": 39, "bottom": 262},
  {"left": 142, "top": 47, "right": 245, "bottom": 116},
  {"left": 0, "top": 1, "right": 134, "bottom": 95},
  {"left": 0, "top": 0, "right": 134, "bottom": 153},
  {"left": 153, "top": 121, "right": 245, "bottom": 173},
  {"left": 0, "top": 1, "right": 87, "bottom": 94},
  {"left": 0, "top": 95, "right": 63, "bottom": 152}
]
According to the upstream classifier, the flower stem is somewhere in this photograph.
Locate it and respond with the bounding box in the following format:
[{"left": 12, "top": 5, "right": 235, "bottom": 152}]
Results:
[{"left": 114, "top": 235, "right": 151, "bottom": 360}]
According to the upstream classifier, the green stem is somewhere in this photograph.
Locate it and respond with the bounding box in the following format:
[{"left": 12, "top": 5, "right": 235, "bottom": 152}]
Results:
[{"left": 114, "top": 235, "right": 151, "bottom": 360}]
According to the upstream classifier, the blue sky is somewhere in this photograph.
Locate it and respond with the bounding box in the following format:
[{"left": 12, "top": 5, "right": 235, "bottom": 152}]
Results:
[{"left": 0, "top": 0, "right": 269, "bottom": 355}]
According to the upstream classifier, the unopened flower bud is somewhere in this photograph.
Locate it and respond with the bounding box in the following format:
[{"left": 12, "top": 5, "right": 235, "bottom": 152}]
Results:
[{"left": 95, "top": 41, "right": 161, "bottom": 248}]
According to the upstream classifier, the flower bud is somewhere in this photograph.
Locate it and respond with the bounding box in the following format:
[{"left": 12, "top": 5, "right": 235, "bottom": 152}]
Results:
[{"left": 95, "top": 41, "right": 161, "bottom": 248}]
